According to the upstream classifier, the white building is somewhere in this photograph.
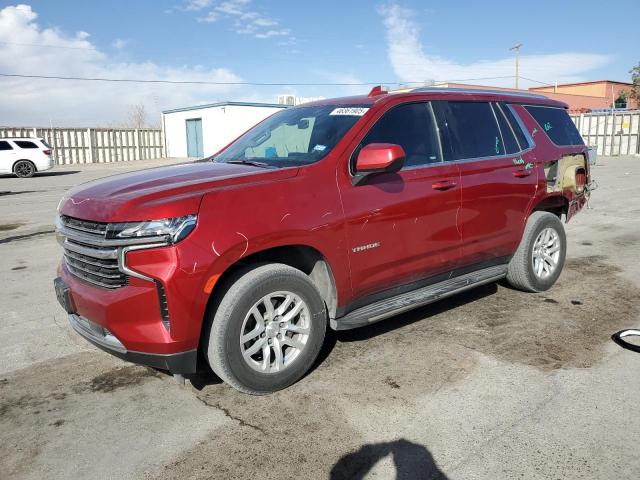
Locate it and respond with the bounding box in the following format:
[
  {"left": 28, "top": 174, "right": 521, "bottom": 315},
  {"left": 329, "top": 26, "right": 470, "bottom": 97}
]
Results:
[
  {"left": 161, "top": 101, "right": 286, "bottom": 158},
  {"left": 277, "top": 94, "right": 325, "bottom": 106}
]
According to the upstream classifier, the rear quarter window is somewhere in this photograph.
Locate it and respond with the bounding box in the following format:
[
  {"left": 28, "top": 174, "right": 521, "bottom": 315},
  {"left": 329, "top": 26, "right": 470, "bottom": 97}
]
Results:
[
  {"left": 0, "top": 140, "right": 13, "bottom": 150},
  {"left": 14, "top": 140, "right": 39, "bottom": 149},
  {"left": 524, "top": 106, "right": 584, "bottom": 146}
]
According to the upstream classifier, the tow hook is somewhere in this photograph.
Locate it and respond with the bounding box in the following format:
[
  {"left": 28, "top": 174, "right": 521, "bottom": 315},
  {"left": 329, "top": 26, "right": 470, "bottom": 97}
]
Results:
[{"left": 612, "top": 330, "right": 640, "bottom": 353}]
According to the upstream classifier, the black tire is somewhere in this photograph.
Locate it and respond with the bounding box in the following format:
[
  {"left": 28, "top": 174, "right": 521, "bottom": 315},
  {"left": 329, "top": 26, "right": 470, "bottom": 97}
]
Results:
[
  {"left": 205, "top": 263, "right": 327, "bottom": 394},
  {"left": 13, "top": 160, "right": 36, "bottom": 178},
  {"left": 506, "top": 211, "right": 567, "bottom": 292}
]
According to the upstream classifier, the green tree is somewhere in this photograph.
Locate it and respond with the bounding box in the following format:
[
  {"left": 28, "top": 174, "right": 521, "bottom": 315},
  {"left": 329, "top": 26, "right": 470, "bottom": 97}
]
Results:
[{"left": 630, "top": 62, "right": 640, "bottom": 105}]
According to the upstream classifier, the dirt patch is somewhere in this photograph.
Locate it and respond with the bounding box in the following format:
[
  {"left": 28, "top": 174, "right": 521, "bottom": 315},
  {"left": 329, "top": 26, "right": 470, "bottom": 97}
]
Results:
[
  {"left": 613, "top": 232, "right": 640, "bottom": 248},
  {"left": 0, "top": 229, "right": 55, "bottom": 244},
  {"left": 0, "top": 222, "right": 24, "bottom": 231},
  {"left": 345, "top": 255, "right": 638, "bottom": 372},
  {"left": 77, "top": 365, "right": 163, "bottom": 393},
  {"left": 0, "top": 354, "right": 167, "bottom": 478}
]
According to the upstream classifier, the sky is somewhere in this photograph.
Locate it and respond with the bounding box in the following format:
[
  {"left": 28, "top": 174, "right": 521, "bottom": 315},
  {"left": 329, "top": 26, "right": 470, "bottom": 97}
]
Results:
[{"left": 0, "top": 0, "right": 637, "bottom": 126}]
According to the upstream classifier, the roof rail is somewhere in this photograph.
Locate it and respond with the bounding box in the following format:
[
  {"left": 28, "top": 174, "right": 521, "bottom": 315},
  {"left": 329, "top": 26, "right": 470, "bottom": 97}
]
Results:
[{"left": 410, "top": 87, "right": 549, "bottom": 100}]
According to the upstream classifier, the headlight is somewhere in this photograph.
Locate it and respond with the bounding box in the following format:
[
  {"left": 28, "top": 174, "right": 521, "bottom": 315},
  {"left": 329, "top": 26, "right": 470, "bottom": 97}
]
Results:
[{"left": 107, "top": 215, "right": 197, "bottom": 244}]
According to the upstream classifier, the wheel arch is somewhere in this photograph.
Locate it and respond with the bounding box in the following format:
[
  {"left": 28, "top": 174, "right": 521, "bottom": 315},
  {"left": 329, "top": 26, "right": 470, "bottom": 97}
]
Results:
[
  {"left": 529, "top": 194, "right": 569, "bottom": 220},
  {"left": 203, "top": 243, "right": 338, "bottom": 328}
]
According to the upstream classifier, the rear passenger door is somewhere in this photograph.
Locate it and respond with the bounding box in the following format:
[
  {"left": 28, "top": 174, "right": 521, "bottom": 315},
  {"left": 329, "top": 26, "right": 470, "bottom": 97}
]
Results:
[{"left": 433, "top": 101, "right": 537, "bottom": 268}]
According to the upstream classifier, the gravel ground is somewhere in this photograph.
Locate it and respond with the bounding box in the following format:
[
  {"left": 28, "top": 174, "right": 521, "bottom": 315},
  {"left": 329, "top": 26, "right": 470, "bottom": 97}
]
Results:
[{"left": 1, "top": 156, "right": 639, "bottom": 479}]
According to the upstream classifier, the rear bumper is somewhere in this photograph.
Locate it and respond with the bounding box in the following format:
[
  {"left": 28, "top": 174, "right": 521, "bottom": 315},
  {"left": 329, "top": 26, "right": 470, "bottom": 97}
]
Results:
[{"left": 69, "top": 313, "right": 198, "bottom": 374}]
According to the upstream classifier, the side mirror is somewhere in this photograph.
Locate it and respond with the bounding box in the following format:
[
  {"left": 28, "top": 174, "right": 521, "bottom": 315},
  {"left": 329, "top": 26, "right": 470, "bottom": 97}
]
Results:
[{"left": 352, "top": 143, "right": 405, "bottom": 186}]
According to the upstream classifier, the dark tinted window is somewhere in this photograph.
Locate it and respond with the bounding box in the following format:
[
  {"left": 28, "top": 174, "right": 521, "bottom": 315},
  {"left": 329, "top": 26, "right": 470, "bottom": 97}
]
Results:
[
  {"left": 524, "top": 106, "right": 584, "bottom": 146},
  {"left": 14, "top": 140, "right": 38, "bottom": 149},
  {"left": 492, "top": 104, "right": 519, "bottom": 154},
  {"left": 433, "top": 101, "right": 503, "bottom": 160},
  {"left": 0, "top": 141, "right": 12, "bottom": 150},
  {"left": 502, "top": 104, "right": 530, "bottom": 149},
  {"left": 361, "top": 102, "right": 441, "bottom": 168}
]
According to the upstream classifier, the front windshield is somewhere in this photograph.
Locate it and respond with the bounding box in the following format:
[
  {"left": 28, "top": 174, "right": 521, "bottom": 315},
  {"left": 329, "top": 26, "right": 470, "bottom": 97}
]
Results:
[{"left": 215, "top": 104, "right": 370, "bottom": 167}]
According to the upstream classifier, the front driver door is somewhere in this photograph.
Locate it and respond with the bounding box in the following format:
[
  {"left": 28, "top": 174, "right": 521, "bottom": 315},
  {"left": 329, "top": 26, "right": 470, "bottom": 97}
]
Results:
[{"left": 338, "top": 101, "right": 462, "bottom": 303}]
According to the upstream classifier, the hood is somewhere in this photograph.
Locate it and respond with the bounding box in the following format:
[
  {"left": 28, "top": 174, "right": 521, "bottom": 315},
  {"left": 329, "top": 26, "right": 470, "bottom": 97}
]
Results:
[{"left": 59, "top": 161, "right": 299, "bottom": 222}]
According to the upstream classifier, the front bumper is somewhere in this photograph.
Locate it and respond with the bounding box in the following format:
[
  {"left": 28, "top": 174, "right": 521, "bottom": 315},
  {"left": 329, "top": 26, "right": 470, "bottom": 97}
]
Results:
[{"left": 68, "top": 312, "right": 198, "bottom": 374}]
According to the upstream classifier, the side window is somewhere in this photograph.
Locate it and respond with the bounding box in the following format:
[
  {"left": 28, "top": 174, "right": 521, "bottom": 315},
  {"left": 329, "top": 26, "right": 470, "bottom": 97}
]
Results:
[
  {"left": 492, "top": 103, "right": 520, "bottom": 154},
  {"left": 14, "top": 140, "right": 38, "bottom": 149},
  {"left": 524, "top": 106, "right": 584, "bottom": 146},
  {"left": 0, "top": 141, "right": 13, "bottom": 150},
  {"left": 360, "top": 102, "right": 442, "bottom": 168},
  {"left": 502, "top": 104, "right": 531, "bottom": 149},
  {"left": 433, "top": 101, "right": 504, "bottom": 160}
]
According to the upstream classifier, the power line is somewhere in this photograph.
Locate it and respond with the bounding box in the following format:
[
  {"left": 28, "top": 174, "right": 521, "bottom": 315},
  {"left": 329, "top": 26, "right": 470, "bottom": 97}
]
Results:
[{"left": 0, "top": 72, "right": 537, "bottom": 87}]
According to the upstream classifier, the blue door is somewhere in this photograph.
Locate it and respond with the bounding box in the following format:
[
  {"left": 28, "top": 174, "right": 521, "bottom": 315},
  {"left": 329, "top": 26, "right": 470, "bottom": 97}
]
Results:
[{"left": 186, "top": 118, "right": 203, "bottom": 157}]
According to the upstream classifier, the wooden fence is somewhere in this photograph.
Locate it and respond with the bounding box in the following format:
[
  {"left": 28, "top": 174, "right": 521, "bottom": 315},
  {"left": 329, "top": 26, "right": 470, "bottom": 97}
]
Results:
[
  {"left": 0, "top": 127, "right": 164, "bottom": 164},
  {"left": 570, "top": 111, "right": 640, "bottom": 156}
]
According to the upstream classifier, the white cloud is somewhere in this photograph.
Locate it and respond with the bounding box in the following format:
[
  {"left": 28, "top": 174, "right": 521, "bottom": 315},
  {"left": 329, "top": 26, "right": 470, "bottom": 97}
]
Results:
[
  {"left": 0, "top": 4, "right": 244, "bottom": 126},
  {"left": 186, "top": 0, "right": 294, "bottom": 42},
  {"left": 378, "top": 3, "right": 612, "bottom": 88},
  {"left": 111, "top": 38, "right": 127, "bottom": 49}
]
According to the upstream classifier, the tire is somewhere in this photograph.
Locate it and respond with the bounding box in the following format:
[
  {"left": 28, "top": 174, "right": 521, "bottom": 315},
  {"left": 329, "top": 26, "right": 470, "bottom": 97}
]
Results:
[
  {"left": 13, "top": 160, "right": 36, "bottom": 178},
  {"left": 506, "top": 211, "right": 567, "bottom": 292},
  {"left": 205, "top": 263, "right": 327, "bottom": 394}
]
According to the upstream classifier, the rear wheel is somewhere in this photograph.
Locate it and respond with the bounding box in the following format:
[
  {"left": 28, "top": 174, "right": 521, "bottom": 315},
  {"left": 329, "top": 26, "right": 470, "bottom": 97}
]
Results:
[
  {"left": 506, "top": 211, "right": 566, "bottom": 292},
  {"left": 205, "top": 263, "right": 327, "bottom": 394},
  {"left": 13, "top": 160, "right": 36, "bottom": 178}
]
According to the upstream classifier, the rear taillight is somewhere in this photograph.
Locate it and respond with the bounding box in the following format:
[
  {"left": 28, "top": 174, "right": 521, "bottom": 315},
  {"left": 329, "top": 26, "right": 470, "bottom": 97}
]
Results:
[
  {"left": 43, "top": 149, "right": 51, "bottom": 156},
  {"left": 575, "top": 169, "right": 586, "bottom": 193}
]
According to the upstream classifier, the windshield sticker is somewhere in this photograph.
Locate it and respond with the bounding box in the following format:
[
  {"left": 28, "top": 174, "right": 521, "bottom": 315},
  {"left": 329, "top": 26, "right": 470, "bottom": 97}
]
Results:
[
  {"left": 330, "top": 107, "right": 369, "bottom": 116},
  {"left": 313, "top": 144, "right": 327, "bottom": 152}
]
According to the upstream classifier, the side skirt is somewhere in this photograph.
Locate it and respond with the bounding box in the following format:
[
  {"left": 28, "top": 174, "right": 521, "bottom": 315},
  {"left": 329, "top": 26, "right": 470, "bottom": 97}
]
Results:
[{"left": 330, "top": 264, "right": 507, "bottom": 331}]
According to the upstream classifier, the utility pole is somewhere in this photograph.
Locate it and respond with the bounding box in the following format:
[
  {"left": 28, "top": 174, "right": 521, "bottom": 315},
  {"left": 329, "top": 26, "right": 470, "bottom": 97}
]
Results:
[{"left": 510, "top": 43, "right": 523, "bottom": 89}]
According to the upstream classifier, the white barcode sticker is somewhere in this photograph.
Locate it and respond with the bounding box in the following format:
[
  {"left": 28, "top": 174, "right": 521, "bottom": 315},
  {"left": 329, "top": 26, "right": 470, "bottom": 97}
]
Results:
[{"left": 329, "top": 107, "right": 369, "bottom": 116}]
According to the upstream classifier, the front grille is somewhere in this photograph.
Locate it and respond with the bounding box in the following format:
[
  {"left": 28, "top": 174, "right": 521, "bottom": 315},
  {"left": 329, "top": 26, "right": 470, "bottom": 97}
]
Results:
[
  {"left": 60, "top": 215, "right": 107, "bottom": 236},
  {"left": 59, "top": 215, "right": 128, "bottom": 289}
]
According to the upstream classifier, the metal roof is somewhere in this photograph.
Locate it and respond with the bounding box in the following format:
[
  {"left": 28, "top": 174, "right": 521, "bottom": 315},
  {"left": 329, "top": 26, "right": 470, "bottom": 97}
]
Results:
[{"left": 162, "top": 101, "right": 287, "bottom": 115}]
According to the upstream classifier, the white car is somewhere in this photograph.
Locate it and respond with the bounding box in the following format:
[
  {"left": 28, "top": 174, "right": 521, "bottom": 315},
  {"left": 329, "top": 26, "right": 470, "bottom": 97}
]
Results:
[{"left": 0, "top": 137, "right": 54, "bottom": 178}]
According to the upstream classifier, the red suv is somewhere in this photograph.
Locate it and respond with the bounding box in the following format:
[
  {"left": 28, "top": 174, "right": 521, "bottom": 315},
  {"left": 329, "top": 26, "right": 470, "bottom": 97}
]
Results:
[{"left": 54, "top": 87, "right": 591, "bottom": 393}]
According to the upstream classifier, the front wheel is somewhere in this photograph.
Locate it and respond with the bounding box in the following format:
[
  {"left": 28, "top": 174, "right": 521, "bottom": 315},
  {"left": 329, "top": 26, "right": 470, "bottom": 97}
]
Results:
[
  {"left": 506, "top": 211, "right": 567, "bottom": 292},
  {"left": 205, "top": 263, "right": 327, "bottom": 394}
]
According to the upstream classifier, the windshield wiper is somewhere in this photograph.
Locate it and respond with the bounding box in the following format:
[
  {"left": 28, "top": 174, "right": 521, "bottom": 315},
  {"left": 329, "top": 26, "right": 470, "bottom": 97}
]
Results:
[{"left": 225, "top": 159, "right": 273, "bottom": 168}]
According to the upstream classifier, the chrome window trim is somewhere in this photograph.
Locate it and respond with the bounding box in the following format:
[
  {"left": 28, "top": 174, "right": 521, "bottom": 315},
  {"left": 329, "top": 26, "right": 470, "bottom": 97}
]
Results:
[
  {"left": 505, "top": 104, "right": 535, "bottom": 150},
  {"left": 348, "top": 99, "right": 539, "bottom": 178}
]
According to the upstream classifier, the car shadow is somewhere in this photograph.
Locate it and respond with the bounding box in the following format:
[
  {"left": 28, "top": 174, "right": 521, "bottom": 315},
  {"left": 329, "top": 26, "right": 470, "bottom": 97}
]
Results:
[
  {"left": 0, "top": 170, "right": 80, "bottom": 179},
  {"left": 330, "top": 439, "right": 449, "bottom": 480},
  {"left": 36, "top": 170, "right": 81, "bottom": 177}
]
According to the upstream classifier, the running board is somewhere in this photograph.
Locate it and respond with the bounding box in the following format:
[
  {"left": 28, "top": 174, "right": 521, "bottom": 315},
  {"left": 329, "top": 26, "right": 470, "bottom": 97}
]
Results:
[{"left": 331, "top": 265, "right": 508, "bottom": 330}]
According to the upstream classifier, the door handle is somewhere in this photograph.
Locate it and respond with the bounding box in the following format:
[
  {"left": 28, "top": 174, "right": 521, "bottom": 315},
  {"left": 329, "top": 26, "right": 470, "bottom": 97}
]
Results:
[
  {"left": 513, "top": 169, "right": 533, "bottom": 178},
  {"left": 431, "top": 180, "right": 457, "bottom": 191}
]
